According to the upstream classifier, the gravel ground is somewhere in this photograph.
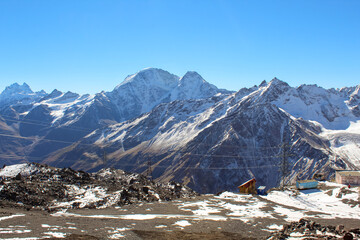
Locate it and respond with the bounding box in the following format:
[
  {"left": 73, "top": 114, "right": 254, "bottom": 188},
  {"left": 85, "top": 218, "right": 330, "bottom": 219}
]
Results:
[{"left": 1, "top": 195, "right": 360, "bottom": 240}]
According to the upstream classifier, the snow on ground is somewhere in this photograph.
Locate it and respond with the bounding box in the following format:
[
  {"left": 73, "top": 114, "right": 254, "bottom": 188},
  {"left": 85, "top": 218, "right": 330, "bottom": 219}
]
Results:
[
  {"left": 106, "top": 227, "right": 131, "bottom": 239},
  {"left": 0, "top": 214, "right": 26, "bottom": 222},
  {"left": 178, "top": 200, "right": 221, "bottom": 215},
  {"left": 267, "top": 224, "right": 283, "bottom": 231},
  {"left": 264, "top": 181, "right": 360, "bottom": 220},
  {"left": 51, "top": 185, "right": 120, "bottom": 209},
  {"left": 320, "top": 120, "right": 360, "bottom": 167},
  {"left": 35, "top": 93, "right": 95, "bottom": 125},
  {"left": 0, "top": 181, "right": 358, "bottom": 239},
  {"left": 155, "top": 225, "right": 167, "bottom": 228},
  {"left": 51, "top": 211, "right": 228, "bottom": 221},
  {"left": 0, "top": 164, "right": 39, "bottom": 178},
  {"left": 173, "top": 220, "right": 191, "bottom": 229},
  {"left": 0, "top": 228, "right": 31, "bottom": 234},
  {"left": 49, "top": 181, "right": 359, "bottom": 226},
  {"left": 43, "top": 231, "right": 67, "bottom": 238},
  {"left": 0, "top": 238, "right": 40, "bottom": 240}
]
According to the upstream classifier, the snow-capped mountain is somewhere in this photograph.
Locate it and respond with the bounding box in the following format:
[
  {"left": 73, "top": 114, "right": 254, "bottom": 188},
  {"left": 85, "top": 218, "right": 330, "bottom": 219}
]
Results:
[
  {"left": 0, "top": 83, "right": 46, "bottom": 108},
  {"left": 0, "top": 69, "right": 359, "bottom": 193},
  {"left": 242, "top": 79, "right": 360, "bottom": 168},
  {"left": 0, "top": 68, "right": 230, "bottom": 163},
  {"left": 109, "top": 68, "right": 230, "bottom": 121},
  {"left": 109, "top": 68, "right": 180, "bottom": 119},
  {"left": 43, "top": 78, "right": 359, "bottom": 193},
  {"left": 169, "top": 71, "right": 228, "bottom": 101}
]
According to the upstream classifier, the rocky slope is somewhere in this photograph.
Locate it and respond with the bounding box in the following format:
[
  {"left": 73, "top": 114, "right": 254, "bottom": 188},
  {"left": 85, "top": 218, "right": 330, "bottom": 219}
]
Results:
[
  {"left": 268, "top": 218, "right": 360, "bottom": 239},
  {"left": 0, "top": 163, "right": 197, "bottom": 210}
]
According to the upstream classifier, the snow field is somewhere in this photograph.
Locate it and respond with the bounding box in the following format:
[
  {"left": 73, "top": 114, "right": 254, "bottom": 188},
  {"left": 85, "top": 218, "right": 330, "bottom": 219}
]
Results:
[{"left": 264, "top": 182, "right": 360, "bottom": 219}]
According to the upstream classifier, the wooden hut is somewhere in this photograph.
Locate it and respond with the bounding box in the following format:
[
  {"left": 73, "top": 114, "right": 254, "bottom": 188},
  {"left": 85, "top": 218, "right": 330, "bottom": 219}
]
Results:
[{"left": 238, "top": 178, "right": 256, "bottom": 194}]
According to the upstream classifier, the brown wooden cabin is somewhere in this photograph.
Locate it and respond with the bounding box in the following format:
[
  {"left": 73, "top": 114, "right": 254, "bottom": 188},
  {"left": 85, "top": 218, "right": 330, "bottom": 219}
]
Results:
[{"left": 238, "top": 178, "right": 256, "bottom": 194}]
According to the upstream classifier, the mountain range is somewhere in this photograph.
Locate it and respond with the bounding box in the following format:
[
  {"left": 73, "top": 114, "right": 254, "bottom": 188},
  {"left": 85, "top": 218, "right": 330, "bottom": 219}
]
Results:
[{"left": 1, "top": 68, "right": 359, "bottom": 193}]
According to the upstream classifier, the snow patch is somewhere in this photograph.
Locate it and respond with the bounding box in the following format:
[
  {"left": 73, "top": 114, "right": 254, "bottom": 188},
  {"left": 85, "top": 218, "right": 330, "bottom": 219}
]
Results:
[
  {"left": 43, "top": 232, "right": 67, "bottom": 238},
  {"left": 173, "top": 220, "right": 191, "bottom": 228},
  {"left": 155, "top": 225, "right": 167, "bottom": 228},
  {"left": 0, "top": 214, "right": 26, "bottom": 222},
  {"left": 0, "top": 164, "right": 38, "bottom": 177}
]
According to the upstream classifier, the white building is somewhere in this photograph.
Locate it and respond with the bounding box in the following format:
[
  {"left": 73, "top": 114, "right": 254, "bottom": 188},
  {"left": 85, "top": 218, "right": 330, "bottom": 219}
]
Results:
[{"left": 335, "top": 171, "right": 360, "bottom": 185}]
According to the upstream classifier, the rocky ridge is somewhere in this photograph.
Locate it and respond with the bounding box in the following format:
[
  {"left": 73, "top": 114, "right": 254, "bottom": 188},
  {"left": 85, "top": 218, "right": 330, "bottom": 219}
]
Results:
[
  {"left": 0, "top": 163, "right": 198, "bottom": 210},
  {"left": 268, "top": 218, "right": 360, "bottom": 240}
]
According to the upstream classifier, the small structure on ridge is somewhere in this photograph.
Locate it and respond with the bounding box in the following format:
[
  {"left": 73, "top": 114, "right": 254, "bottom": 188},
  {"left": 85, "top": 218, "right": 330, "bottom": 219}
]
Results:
[
  {"left": 238, "top": 178, "right": 256, "bottom": 194},
  {"left": 257, "top": 186, "right": 266, "bottom": 195}
]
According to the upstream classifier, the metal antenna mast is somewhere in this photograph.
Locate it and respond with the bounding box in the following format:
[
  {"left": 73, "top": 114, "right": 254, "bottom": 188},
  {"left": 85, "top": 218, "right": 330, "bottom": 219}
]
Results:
[
  {"left": 103, "top": 149, "right": 108, "bottom": 167},
  {"left": 147, "top": 159, "right": 152, "bottom": 180},
  {"left": 279, "top": 143, "right": 290, "bottom": 188}
]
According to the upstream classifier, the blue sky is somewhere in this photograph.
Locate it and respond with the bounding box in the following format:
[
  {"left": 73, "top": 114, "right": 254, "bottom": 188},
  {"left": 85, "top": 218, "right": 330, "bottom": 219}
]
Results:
[{"left": 0, "top": 0, "right": 359, "bottom": 94}]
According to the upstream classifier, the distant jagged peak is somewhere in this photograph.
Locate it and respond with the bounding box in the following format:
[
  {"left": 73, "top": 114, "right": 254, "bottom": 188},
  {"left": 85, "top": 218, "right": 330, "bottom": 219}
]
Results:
[
  {"left": 114, "top": 67, "right": 179, "bottom": 90},
  {"left": 250, "top": 77, "right": 292, "bottom": 103},
  {"left": 62, "top": 91, "right": 80, "bottom": 99},
  {"left": 180, "top": 71, "right": 206, "bottom": 84},
  {"left": 268, "top": 77, "right": 289, "bottom": 87},
  {"left": 259, "top": 80, "right": 267, "bottom": 87},
  {"left": 351, "top": 84, "right": 360, "bottom": 97},
  {"left": 260, "top": 77, "right": 290, "bottom": 94},
  {"left": 39, "top": 89, "right": 63, "bottom": 102},
  {"left": 39, "top": 89, "right": 83, "bottom": 104},
  {"left": 1, "top": 82, "right": 33, "bottom": 95},
  {"left": 48, "top": 89, "right": 63, "bottom": 97},
  {"left": 38, "top": 90, "right": 47, "bottom": 95},
  {"left": 178, "top": 71, "right": 218, "bottom": 90},
  {"left": 296, "top": 83, "right": 329, "bottom": 97},
  {"left": 168, "top": 71, "right": 225, "bottom": 101}
]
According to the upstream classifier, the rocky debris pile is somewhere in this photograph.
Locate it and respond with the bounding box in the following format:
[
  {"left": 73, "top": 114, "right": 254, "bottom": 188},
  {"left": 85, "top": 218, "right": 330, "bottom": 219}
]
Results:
[
  {"left": 0, "top": 163, "right": 198, "bottom": 210},
  {"left": 323, "top": 185, "right": 360, "bottom": 208},
  {"left": 268, "top": 218, "right": 360, "bottom": 239}
]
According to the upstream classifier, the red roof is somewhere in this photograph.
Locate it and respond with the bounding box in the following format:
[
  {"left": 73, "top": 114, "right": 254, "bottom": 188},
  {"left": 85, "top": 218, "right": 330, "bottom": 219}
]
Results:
[{"left": 238, "top": 178, "right": 256, "bottom": 188}]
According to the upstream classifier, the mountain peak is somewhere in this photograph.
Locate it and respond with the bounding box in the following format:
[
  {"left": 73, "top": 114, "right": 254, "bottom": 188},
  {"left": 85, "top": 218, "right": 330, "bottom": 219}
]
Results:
[
  {"left": 179, "top": 71, "right": 207, "bottom": 86},
  {"left": 267, "top": 77, "right": 290, "bottom": 89},
  {"left": 115, "top": 68, "right": 179, "bottom": 90},
  {"left": 270, "top": 77, "right": 285, "bottom": 84},
  {"left": 50, "top": 89, "right": 63, "bottom": 96},
  {"left": 353, "top": 84, "right": 360, "bottom": 96},
  {"left": 0, "top": 82, "right": 45, "bottom": 106},
  {"left": 1, "top": 82, "right": 33, "bottom": 95},
  {"left": 259, "top": 80, "right": 267, "bottom": 87},
  {"left": 39, "top": 89, "right": 63, "bottom": 102},
  {"left": 169, "top": 71, "right": 222, "bottom": 101},
  {"left": 182, "top": 71, "right": 204, "bottom": 80}
]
